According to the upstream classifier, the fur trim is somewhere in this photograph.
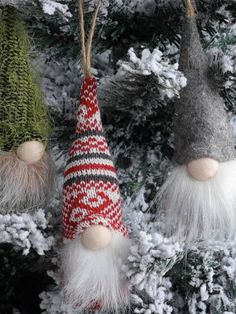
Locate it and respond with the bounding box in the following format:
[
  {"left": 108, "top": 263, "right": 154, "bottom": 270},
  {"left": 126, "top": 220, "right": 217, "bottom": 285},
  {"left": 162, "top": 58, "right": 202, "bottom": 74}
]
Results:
[
  {"left": 61, "top": 231, "right": 130, "bottom": 312},
  {"left": 158, "top": 160, "right": 236, "bottom": 244},
  {"left": 0, "top": 151, "right": 54, "bottom": 213}
]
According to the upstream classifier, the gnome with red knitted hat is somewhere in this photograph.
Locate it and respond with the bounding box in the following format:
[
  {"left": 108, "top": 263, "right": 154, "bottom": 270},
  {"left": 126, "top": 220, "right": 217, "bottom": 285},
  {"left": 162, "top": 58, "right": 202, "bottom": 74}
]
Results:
[{"left": 61, "top": 1, "right": 129, "bottom": 311}]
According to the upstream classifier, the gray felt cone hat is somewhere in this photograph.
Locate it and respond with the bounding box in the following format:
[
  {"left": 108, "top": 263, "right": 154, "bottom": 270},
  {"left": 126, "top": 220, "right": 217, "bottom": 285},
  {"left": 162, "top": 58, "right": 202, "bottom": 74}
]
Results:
[{"left": 174, "top": 2, "right": 235, "bottom": 165}]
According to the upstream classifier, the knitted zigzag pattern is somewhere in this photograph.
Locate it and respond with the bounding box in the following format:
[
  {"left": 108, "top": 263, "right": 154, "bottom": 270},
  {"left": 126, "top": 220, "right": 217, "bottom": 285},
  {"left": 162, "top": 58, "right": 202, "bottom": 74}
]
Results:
[
  {"left": 0, "top": 6, "right": 50, "bottom": 151},
  {"left": 63, "top": 76, "right": 127, "bottom": 240}
]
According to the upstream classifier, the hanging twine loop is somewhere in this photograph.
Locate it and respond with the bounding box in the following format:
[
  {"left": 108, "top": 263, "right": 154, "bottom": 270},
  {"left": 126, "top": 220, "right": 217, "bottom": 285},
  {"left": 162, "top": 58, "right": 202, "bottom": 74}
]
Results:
[
  {"left": 185, "top": 0, "right": 196, "bottom": 17},
  {"left": 77, "top": 0, "right": 101, "bottom": 77}
]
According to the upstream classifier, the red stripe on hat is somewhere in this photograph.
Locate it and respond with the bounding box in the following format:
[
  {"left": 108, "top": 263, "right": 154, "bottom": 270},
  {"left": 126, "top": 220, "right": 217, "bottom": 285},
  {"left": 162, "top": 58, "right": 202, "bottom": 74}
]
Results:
[
  {"left": 71, "top": 137, "right": 108, "bottom": 146},
  {"left": 69, "top": 138, "right": 109, "bottom": 155},
  {"left": 64, "top": 163, "right": 116, "bottom": 177}
]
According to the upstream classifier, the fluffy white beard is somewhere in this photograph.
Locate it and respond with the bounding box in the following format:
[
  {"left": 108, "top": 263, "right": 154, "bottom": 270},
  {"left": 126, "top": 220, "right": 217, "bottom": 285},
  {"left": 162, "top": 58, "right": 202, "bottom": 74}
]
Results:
[
  {"left": 61, "top": 231, "right": 130, "bottom": 312},
  {"left": 0, "top": 151, "right": 54, "bottom": 213},
  {"left": 158, "top": 160, "right": 236, "bottom": 244}
]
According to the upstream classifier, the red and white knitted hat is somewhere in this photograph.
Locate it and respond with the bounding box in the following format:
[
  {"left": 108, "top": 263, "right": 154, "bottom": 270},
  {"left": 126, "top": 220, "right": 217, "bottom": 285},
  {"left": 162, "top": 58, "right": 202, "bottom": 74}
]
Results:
[{"left": 63, "top": 76, "right": 128, "bottom": 240}]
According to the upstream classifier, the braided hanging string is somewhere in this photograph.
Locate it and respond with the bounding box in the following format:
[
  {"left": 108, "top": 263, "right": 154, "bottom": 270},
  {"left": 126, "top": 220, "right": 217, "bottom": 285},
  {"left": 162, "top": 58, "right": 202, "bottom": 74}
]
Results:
[
  {"left": 77, "top": 0, "right": 101, "bottom": 77},
  {"left": 185, "top": 0, "right": 196, "bottom": 17}
]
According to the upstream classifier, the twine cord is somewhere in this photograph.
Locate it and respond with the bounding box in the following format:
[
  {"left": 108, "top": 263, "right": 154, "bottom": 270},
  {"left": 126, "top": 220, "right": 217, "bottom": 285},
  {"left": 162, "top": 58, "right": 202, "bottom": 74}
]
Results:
[
  {"left": 185, "top": 0, "right": 196, "bottom": 17},
  {"left": 78, "top": 0, "right": 88, "bottom": 76},
  {"left": 77, "top": 0, "right": 101, "bottom": 77}
]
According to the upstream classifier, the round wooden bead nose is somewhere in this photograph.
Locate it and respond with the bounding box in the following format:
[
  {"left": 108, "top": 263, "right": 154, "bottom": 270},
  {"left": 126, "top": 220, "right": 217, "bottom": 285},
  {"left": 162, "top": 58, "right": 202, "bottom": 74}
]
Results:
[
  {"left": 187, "top": 158, "right": 219, "bottom": 181},
  {"left": 16, "top": 140, "right": 45, "bottom": 164},
  {"left": 81, "top": 225, "right": 112, "bottom": 250}
]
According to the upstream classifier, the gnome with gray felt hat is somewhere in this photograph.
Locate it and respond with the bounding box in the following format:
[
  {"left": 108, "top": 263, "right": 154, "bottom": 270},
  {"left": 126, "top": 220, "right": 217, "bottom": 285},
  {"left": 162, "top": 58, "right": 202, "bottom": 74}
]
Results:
[{"left": 158, "top": 0, "right": 236, "bottom": 244}]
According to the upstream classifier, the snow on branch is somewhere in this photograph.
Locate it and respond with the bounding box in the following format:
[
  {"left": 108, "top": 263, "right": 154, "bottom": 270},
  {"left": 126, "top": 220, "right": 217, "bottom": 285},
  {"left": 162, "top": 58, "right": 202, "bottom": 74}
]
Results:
[
  {"left": 41, "top": 0, "right": 71, "bottom": 17},
  {"left": 0, "top": 209, "right": 54, "bottom": 255},
  {"left": 115, "top": 0, "right": 182, "bottom": 16},
  {"left": 0, "top": 0, "right": 71, "bottom": 19},
  {"left": 39, "top": 271, "right": 77, "bottom": 314},
  {"left": 126, "top": 230, "right": 183, "bottom": 313},
  {"left": 119, "top": 47, "right": 187, "bottom": 100}
]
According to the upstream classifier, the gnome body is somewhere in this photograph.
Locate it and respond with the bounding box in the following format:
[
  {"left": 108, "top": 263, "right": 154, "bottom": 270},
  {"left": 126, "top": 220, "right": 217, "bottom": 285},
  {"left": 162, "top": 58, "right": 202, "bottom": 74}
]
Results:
[
  {"left": 0, "top": 6, "right": 53, "bottom": 213},
  {"left": 158, "top": 2, "right": 236, "bottom": 243},
  {"left": 62, "top": 77, "right": 129, "bottom": 311}
]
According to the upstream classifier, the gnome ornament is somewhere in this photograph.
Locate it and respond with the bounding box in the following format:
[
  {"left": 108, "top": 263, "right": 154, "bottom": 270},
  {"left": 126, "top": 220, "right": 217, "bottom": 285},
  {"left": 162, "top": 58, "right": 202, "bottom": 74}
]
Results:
[
  {"left": 61, "top": 1, "right": 129, "bottom": 311},
  {"left": 158, "top": 0, "right": 236, "bottom": 243},
  {"left": 0, "top": 6, "right": 53, "bottom": 213}
]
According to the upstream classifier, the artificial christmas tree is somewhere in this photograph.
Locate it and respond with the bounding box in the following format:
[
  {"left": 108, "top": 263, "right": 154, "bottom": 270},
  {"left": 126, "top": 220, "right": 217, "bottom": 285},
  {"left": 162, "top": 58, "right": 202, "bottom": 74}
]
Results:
[{"left": 1, "top": 1, "right": 236, "bottom": 313}]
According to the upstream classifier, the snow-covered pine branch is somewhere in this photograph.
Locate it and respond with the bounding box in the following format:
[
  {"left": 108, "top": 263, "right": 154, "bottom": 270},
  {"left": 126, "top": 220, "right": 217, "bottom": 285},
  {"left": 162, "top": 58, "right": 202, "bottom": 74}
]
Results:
[
  {"left": 40, "top": 0, "right": 71, "bottom": 17},
  {"left": 118, "top": 47, "right": 187, "bottom": 100},
  {"left": 0, "top": 0, "right": 71, "bottom": 19},
  {"left": 126, "top": 230, "right": 182, "bottom": 314},
  {"left": 0, "top": 209, "right": 54, "bottom": 255},
  {"left": 40, "top": 271, "right": 77, "bottom": 314}
]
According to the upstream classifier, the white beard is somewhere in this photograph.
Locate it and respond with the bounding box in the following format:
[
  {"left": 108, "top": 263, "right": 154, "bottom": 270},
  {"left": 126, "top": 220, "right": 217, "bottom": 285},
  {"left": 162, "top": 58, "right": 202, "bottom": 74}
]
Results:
[
  {"left": 158, "top": 160, "right": 236, "bottom": 244},
  {"left": 61, "top": 231, "right": 130, "bottom": 312}
]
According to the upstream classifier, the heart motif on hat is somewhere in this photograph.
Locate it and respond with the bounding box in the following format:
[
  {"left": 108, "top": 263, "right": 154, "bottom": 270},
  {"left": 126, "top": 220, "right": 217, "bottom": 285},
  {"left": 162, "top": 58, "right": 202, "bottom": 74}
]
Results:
[{"left": 70, "top": 190, "right": 112, "bottom": 223}]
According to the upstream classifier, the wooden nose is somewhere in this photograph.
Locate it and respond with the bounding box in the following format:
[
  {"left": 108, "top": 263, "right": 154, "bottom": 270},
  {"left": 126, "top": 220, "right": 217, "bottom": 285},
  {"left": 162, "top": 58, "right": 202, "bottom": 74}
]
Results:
[
  {"left": 81, "top": 225, "right": 112, "bottom": 250},
  {"left": 16, "top": 140, "right": 45, "bottom": 164},
  {"left": 187, "top": 158, "right": 219, "bottom": 181}
]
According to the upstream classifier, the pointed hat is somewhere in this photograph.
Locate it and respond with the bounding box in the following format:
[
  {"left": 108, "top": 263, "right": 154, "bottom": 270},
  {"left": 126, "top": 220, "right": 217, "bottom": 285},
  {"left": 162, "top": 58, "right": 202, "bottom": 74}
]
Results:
[
  {"left": 63, "top": 76, "right": 128, "bottom": 239},
  {"left": 174, "top": 0, "right": 235, "bottom": 165}
]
